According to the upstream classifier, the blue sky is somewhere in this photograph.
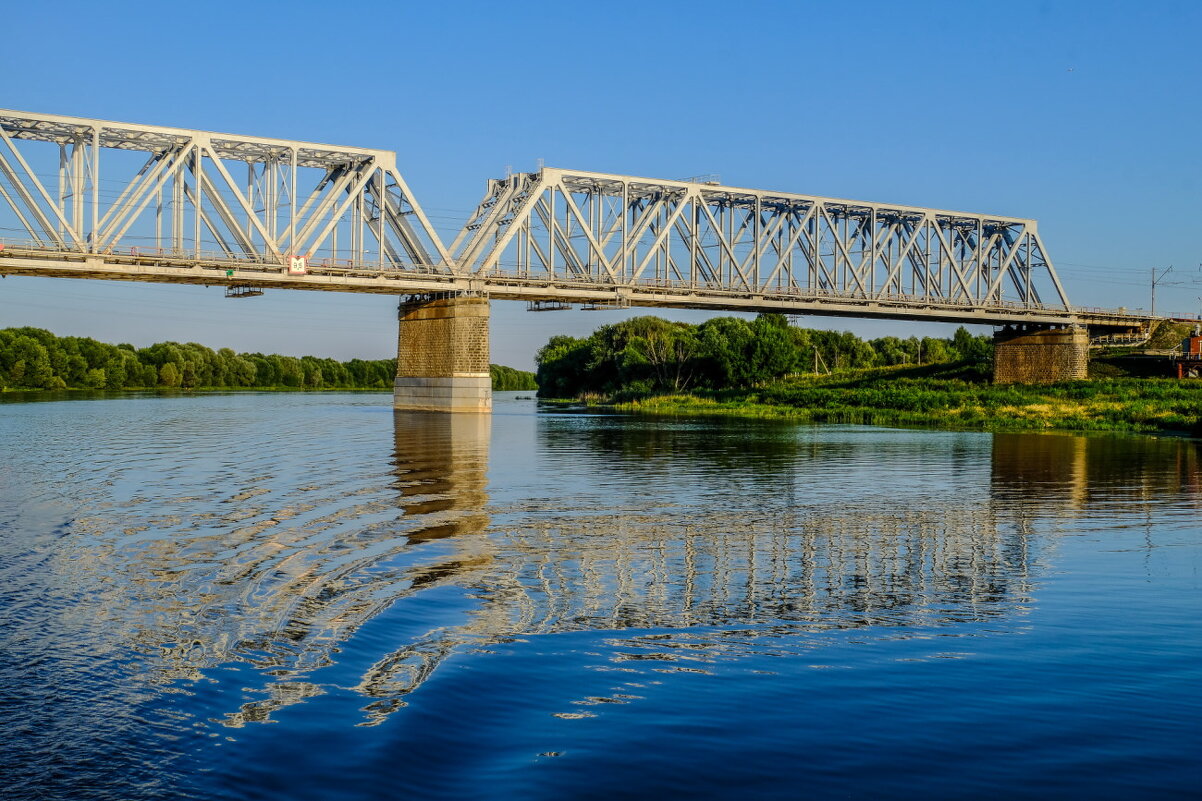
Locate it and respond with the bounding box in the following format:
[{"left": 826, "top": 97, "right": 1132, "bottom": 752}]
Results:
[{"left": 1, "top": 0, "right": 1199, "bottom": 369}]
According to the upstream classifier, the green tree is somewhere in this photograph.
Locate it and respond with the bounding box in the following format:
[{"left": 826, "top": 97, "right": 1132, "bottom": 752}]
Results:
[
  {"left": 698, "top": 317, "right": 755, "bottom": 387},
  {"left": 159, "top": 362, "right": 182, "bottom": 387},
  {"left": 951, "top": 327, "right": 993, "bottom": 363},
  {"left": 748, "top": 314, "right": 800, "bottom": 383},
  {"left": 871, "top": 336, "right": 910, "bottom": 366},
  {"left": 84, "top": 368, "right": 107, "bottom": 389},
  {"left": 535, "top": 335, "right": 594, "bottom": 398},
  {"left": 619, "top": 317, "right": 699, "bottom": 392},
  {"left": 10, "top": 336, "right": 54, "bottom": 388},
  {"left": 920, "top": 337, "right": 951, "bottom": 364},
  {"left": 278, "top": 356, "right": 304, "bottom": 388}
]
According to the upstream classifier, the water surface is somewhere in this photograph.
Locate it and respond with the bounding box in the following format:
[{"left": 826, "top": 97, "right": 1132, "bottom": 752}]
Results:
[{"left": 1, "top": 392, "right": 1199, "bottom": 799}]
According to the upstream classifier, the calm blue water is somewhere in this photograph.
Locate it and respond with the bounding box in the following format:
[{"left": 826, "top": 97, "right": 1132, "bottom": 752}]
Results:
[{"left": 0, "top": 391, "right": 1199, "bottom": 799}]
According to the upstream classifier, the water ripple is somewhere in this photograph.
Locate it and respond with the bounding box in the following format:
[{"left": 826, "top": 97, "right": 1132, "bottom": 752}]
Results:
[{"left": 1, "top": 394, "right": 1198, "bottom": 799}]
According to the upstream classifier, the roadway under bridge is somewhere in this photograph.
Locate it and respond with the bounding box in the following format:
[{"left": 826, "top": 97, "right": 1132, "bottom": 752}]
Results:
[{"left": 0, "top": 109, "right": 1177, "bottom": 411}]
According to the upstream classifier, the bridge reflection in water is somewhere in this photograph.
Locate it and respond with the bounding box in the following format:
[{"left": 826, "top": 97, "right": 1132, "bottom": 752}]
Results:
[{"left": 104, "top": 412, "right": 1198, "bottom": 728}]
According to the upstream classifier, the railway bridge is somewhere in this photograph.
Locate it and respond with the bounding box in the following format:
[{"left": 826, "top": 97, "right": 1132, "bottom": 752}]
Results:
[{"left": 0, "top": 109, "right": 1168, "bottom": 411}]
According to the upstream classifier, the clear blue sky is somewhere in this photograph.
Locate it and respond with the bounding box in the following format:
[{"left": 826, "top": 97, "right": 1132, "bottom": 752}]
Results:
[{"left": 2, "top": 0, "right": 1199, "bottom": 369}]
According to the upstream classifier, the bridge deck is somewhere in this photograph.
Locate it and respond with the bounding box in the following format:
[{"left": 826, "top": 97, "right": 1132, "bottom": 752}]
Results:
[{"left": 0, "top": 244, "right": 1161, "bottom": 330}]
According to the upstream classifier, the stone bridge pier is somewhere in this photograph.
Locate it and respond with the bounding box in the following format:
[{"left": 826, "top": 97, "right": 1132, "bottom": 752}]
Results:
[
  {"left": 394, "top": 295, "right": 491, "bottom": 413},
  {"left": 993, "top": 324, "right": 1088, "bottom": 384}
]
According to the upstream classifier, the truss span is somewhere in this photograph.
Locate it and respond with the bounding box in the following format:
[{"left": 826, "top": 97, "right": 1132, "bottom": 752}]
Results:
[
  {"left": 0, "top": 109, "right": 449, "bottom": 272},
  {"left": 451, "top": 168, "right": 1074, "bottom": 321}
]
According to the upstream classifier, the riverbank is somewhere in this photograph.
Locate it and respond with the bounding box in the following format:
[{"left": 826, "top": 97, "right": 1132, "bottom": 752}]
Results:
[
  {"left": 0, "top": 386, "right": 393, "bottom": 401},
  {"left": 595, "top": 363, "right": 1202, "bottom": 436},
  {"left": 0, "top": 327, "right": 536, "bottom": 392}
]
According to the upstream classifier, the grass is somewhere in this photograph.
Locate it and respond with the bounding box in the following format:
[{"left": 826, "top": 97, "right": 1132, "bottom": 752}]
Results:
[{"left": 600, "top": 362, "right": 1202, "bottom": 436}]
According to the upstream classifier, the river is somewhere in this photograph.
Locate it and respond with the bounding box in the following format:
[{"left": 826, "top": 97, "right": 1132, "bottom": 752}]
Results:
[{"left": 0, "top": 391, "right": 1198, "bottom": 799}]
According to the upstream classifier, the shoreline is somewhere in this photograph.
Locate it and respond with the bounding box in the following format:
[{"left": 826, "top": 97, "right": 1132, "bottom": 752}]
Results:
[
  {"left": 541, "top": 366, "right": 1202, "bottom": 438},
  {"left": 1, "top": 386, "right": 540, "bottom": 401},
  {"left": 600, "top": 396, "right": 1201, "bottom": 438},
  {"left": 0, "top": 386, "right": 392, "bottom": 396}
]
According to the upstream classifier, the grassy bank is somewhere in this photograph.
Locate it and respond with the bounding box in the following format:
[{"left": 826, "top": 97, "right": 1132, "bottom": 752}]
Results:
[{"left": 601, "top": 362, "right": 1202, "bottom": 436}]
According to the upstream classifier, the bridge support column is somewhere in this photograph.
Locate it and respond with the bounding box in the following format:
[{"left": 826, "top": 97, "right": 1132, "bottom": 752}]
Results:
[
  {"left": 993, "top": 325, "right": 1088, "bottom": 384},
  {"left": 394, "top": 295, "right": 491, "bottom": 413}
]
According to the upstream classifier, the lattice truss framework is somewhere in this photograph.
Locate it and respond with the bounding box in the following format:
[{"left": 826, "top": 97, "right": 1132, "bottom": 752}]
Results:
[
  {"left": 0, "top": 110, "right": 448, "bottom": 270},
  {"left": 453, "top": 168, "right": 1072, "bottom": 309}
]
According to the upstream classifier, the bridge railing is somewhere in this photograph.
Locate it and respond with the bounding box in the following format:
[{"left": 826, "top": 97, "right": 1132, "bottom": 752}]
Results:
[
  {"left": 0, "top": 238, "right": 451, "bottom": 275},
  {"left": 6, "top": 235, "right": 1196, "bottom": 325}
]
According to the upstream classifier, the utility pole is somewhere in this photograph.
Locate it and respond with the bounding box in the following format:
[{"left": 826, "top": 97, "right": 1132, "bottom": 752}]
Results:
[{"left": 1151, "top": 266, "right": 1173, "bottom": 317}]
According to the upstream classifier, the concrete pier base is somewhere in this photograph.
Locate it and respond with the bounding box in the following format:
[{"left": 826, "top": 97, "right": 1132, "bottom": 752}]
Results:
[
  {"left": 394, "top": 295, "right": 491, "bottom": 413},
  {"left": 993, "top": 325, "right": 1088, "bottom": 384}
]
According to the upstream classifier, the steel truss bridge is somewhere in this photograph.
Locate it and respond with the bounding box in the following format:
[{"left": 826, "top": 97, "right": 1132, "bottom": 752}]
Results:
[{"left": 0, "top": 109, "right": 1166, "bottom": 331}]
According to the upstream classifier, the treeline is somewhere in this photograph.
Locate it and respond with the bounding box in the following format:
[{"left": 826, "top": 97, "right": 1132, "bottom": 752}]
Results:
[
  {"left": 0, "top": 327, "right": 538, "bottom": 392},
  {"left": 490, "top": 364, "right": 538, "bottom": 391},
  {"left": 536, "top": 314, "right": 993, "bottom": 399},
  {"left": 0, "top": 327, "right": 396, "bottom": 390}
]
